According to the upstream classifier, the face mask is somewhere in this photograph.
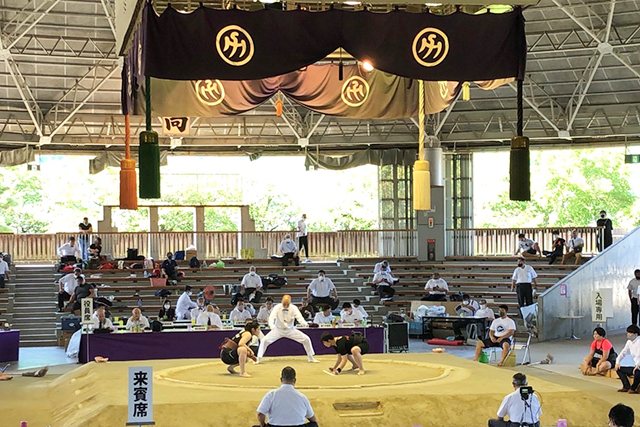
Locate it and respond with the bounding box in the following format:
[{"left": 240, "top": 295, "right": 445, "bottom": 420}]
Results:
[
  {"left": 601, "top": 214, "right": 606, "bottom": 218},
  {"left": 164, "top": 304, "right": 170, "bottom": 309},
  {"left": 319, "top": 275, "right": 325, "bottom": 281},
  {"left": 500, "top": 311, "right": 507, "bottom": 318},
  {"left": 250, "top": 272, "right": 255, "bottom": 276},
  {"left": 187, "top": 291, "right": 192, "bottom": 296},
  {"left": 518, "top": 264, "right": 524, "bottom": 268},
  {"left": 168, "top": 255, "right": 173, "bottom": 260},
  {"left": 286, "top": 239, "right": 291, "bottom": 243},
  {"left": 480, "top": 304, "right": 487, "bottom": 309},
  {"left": 628, "top": 334, "right": 636, "bottom": 340},
  {"left": 463, "top": 300, "right": 469, "bottom": 306}
]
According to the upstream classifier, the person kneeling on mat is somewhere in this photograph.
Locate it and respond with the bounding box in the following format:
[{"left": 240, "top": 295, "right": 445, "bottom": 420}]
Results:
[
  {"left": 321, "top": 331, "right": 369, "bottom": 376},
  {"left": 220, "top": 320, "right": 261, "bottom": 378},
  {"left": 488, "top": 373, "right": 542, "bottom": 427},
  {"left": 474, "top": 305, "right": 516, "bottom": 366}
]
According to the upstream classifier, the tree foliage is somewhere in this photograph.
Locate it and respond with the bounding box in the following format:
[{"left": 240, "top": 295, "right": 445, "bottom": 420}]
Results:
[{"left": 481, "top": 150, "right": 637, "bottom": 228}]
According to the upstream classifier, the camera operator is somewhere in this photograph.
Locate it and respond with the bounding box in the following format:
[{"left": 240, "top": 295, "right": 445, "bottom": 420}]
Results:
[{"left": 488, "top": 373, "right": 542, "bottom": 427}]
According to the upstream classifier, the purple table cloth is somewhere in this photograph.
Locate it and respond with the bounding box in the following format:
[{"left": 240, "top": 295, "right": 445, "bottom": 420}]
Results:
[
  {"left": 0, "top": 330, "right": 19, "bottom": 362},
  {"left": 79, "top": 327, "right": 385, "bottom": 363}
]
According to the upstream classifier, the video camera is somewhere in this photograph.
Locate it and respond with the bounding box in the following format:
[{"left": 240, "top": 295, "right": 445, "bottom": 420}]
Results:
[{"left": 519, "top": 386, "right": 534, "bottom": 401}]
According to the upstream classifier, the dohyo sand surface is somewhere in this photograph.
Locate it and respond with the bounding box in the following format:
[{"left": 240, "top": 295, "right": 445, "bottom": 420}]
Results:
[{"left": 0, "top": 353, "right": 623, "bottom": 427}]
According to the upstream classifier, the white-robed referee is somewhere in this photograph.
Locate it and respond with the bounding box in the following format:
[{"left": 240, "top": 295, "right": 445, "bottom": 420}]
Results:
[
  {"left": 256, "top": 295, "right": 318, "bottom": 363},
  {"left": 256, "top": 366, "right": 318, "bottom": 427}
]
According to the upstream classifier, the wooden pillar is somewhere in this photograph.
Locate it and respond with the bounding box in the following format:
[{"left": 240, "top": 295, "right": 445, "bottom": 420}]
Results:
[
  {"left": 240, "top": 205, "right": 258, "bottom": 258},
  {"left": 194, "top": 206, "right": 206, "bottom": 257},
  {"left": 149, "top": 207, "right": 159, "bottom": 259},
  {"left": 97, "top": 206, "right": 115, "bottom": 232}
]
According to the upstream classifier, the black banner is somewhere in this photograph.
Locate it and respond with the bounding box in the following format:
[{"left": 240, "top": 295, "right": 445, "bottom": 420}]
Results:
[{"left": 141, "top": 4, "right": 525, "bottom": 82}]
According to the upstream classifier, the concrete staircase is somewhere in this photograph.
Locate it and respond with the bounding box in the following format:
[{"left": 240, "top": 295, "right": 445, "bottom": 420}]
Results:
[{"left": 12, "top": 264, "right": 58, "bottom": 347}]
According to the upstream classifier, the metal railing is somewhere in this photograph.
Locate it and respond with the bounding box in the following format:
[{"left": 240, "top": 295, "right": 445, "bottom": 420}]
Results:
[
  {"left": 446, "top": 227, "right": 603, "bottom": 256},
  {"left": 0, "top": 229, "right": 418, "bottom": 262}
]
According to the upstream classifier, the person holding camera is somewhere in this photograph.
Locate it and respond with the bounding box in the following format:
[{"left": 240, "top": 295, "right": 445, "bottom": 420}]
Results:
[{"left": 488, "top": 373, "right": 542, "bottom": 427}]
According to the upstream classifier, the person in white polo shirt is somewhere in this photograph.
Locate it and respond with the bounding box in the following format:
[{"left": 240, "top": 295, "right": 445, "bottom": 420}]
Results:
[
  {"left": 0, "top": 253, "right": 9, "bottom": 289},
  {"left": 57, "top": 268, "right": 83, "bottom": 312},
  {"left": 313, "top": 305, "right": 335, "bottom": 325},
  {"left": 488, "top": 373, "right": 542, "bottom": 427},
  {"left": 279, "top": 234, "right": 300, "bottom": 266},
  {"left": 297, "top": 214, "right": 310, "bottom": 263},
  {"left": 562, "top": 230, "right": 584, "bottom": 265},
  {"left": 627, "top": 269, "right": 640, "bottom": 326},
  {"left": 615, "top": 324, "right": 640, "bottom": 393},
  {"left": 307, "top": 270, "right": 339, "bottom": 310},
  {"left": 196, "top": 304, "right": 223, "bottom": 330},
  {"left": 230, "top": 300, "right": 253, "bottom": 323},
  {"left": 422, "top": 272, "right": 449, "bottom": 302},
  {"left": 125, "top": 308, "right": 150, "bottom": 331},
  {"left": 57, "top": 236, "right": 82, "bottom": 263},
  {"left": 339, "top": 302, "right": 364, "bottom": 324},
  {"left": 241, "top": 266, "right": 264, "bottom": 303},
  {"left": 514, "top": 233, "right": 541, "bottom": 258},
  {"left": 257, "top": 366, "right": 318, "bottom": 427},
  {"left": 257, "top": 297, "right": 275, "bottom": 323},
  {"left": 474, "top": 304, "right": 516, "bottom": 366},
  {"left": 511, "top": 258, "right": 538, "bottom": 307}
]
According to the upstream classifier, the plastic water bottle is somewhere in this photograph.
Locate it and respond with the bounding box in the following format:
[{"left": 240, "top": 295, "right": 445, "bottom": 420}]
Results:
[{"left": 137, "top": 298, "right": 142, "bottom": 308}]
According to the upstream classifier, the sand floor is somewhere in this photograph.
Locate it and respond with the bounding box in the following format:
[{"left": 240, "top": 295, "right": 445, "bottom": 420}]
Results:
[{"left": 0, "top": 353, "right": 632, "bottom": 427}]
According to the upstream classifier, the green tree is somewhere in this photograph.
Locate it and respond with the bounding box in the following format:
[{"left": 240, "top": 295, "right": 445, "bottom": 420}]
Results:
[
  {"left": 0, "top": 167, "right": 50, "bottom": 233},
  {"left": 482, "top": 150, "right": 636, "bottom": 227}
]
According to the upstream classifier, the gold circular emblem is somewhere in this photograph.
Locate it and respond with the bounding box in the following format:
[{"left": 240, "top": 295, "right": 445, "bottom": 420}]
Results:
[
  {"left": 215, "top": 25, "right": 254, "bottom": 67},
  {"left": 341, "top": 76, "right": 370, "bottom": 107},
  {"left": 195, "top": 79, "right": 225, "bottom": 106},
  {"left": 412, "top": 28, "right": 449, "bottom": 67}
]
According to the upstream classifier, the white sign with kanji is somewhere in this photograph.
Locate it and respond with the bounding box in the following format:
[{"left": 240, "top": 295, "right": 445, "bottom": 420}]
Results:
[
  {"left": 592, "top": 289, "right": 613, "bottom": 323},
  {"left": 127, "top": 366, "right": 154, "bottom": 425},
  {"left": 80, "top": 297, "right": 93, "bottom": 325}
]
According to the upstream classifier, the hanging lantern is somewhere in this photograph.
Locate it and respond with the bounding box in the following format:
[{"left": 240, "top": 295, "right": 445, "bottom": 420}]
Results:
[{"left": 119, "top": 115, "right": 138, "bottom": 210}]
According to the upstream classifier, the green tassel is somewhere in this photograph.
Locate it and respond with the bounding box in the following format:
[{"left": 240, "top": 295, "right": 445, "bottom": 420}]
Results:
[{"left": 139, "top": 131, "right": 161, "bottom": 199}]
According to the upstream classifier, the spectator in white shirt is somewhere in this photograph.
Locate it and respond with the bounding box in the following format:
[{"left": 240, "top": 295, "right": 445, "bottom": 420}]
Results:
[
  {"left": 488, "top": 373, "right": 542, "bottom": 427},
  {"left": 256, "top": 295, "right": 318, "bottom": 363},
  {"left": 514, "top": 233, "right": 541, "bottom": 258},
  {"left": 452, "top": 294, "right": 480, "bottom": 341},
  {"left": 230, "top": 301, "right": 253, "bottom": 323},
  {"left": 242, "top": 297, "right": 256, "bottom": 316},
  {"left": 126, "top": 308, "right": 150, "bottom": 331},
  {"left": 307, "top": 270, "right": 339, "bottom": 310},
  {"left": 511, "top": 258, "right": 538, "bottom": 307},
  {"left": 627, "top": 269, "right": 640, "bottom": 327},
  {"left": 279, "top": 234, "right": 300, "bottom": 266},
  {"left": 562, "top": 230, "right": 584, "bottom": 265},
  {"left": 257, "top": 297, "right": 274, "bottom": 323},
  {"left": 353, "top": 299, "right": 369, "bottom": 319},
  {"left": 313, "top": 305, "right": 336, "bottom": 325},
  {"left": 475, "top": 299, "right": 496, "bottom": 321},
  {"left": 57, "top": 268, "right": 83, "bottom": 311},
  {"left": 0, "top": 253, "right": 9, "bottom": 289},
  {"left": 615, "top": 325, "right": 640, "bottom": 393},
  {"left": 257, "top": 366, "right": 318, "bottom": 427},
  {"left": 57, "top": 237, "right": 82, "bottom": 263},
  {"left": 608, "top": 403, "right": 635, "bottom": 427},
  {"left": 340, "top": 302, "right": 364, "bottom": 324},
  {"left": 241, "top": 266, "right": 263, "bottom": 303},
  {"left": 474, "top": 305, "right": 516, "bottom": 366},
  {"left": 196, "top": 304, "right": 223, "bottom": 329},
  {"left": 373, "top": 260, "right": 393, "bottom": 275},
  {"left": 190, "top": 297, "right": 206, "bottom": 319},
  {"left": 91, "top": 307, "right": 114, "bottom": 332},
  {"left": 175, "top": 285, "right": 198, "bottom": 320},
  {"left": 297, "top": 214, "right": 310, "bottom": 263},
  {"left": 422, "top": 272, "right": 449, "bottom": 301},
  {"left": 372, "top": 264, "right": 397, "bottom": 302}
]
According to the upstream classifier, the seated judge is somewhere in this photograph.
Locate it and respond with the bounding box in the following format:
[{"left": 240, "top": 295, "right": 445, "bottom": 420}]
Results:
[
  {"left": 125, "top": 308, "right": 150, "bottom": 331},
  {"left": 91, "top": 307, "right": 114, "bottom": 332},
  {"left": 313, "top": 306, "right": 336, "bottom": 325},
  {"left": 196, "top": 304, "right": 223, "bottom": 329}
]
